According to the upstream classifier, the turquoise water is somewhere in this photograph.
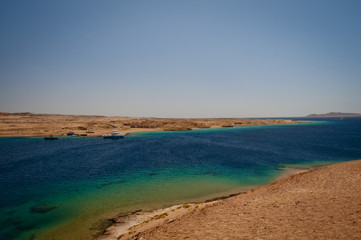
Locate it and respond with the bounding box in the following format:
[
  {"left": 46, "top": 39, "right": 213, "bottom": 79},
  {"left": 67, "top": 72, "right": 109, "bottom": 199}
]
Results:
[{"left": 1, "top": 118, "right": 361, "bottom": 239}]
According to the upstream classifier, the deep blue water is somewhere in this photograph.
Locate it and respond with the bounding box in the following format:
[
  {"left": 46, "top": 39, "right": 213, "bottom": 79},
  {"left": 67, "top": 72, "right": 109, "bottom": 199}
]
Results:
[{"left": 0, "top": 118, "right": 361, "bottom": 239}]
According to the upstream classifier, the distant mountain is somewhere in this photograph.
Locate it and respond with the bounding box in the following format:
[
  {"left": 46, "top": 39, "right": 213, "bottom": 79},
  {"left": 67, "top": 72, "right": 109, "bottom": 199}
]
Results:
[{"left": 307, "top": 112, "right": 361, "bottom": 117}]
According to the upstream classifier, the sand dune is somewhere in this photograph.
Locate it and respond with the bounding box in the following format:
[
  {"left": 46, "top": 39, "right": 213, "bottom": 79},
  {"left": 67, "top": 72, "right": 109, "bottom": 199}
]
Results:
[{"left": 115, "top": 160, "right": 361, "bottom": 240}]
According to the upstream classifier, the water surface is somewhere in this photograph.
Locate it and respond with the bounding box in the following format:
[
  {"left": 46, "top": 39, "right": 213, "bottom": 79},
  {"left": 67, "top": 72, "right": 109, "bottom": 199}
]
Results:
[{"left": 1, "top": 118, "right": 361, "bottom": 239}]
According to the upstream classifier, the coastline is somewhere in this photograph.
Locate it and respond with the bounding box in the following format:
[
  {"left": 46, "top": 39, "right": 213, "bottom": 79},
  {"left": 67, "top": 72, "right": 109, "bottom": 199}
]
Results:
[
  {"left": 95, "top": 162, "right": 332, "bottom": 240},
  {"left": 35, "top": 162, "right": 318, "bottom": 240},
  {"left": 97, "top": 160, "right": 361, "bottom": 240},
  {"left": 2, "top": 117, "right": 360, "bottom": 240},
  {"left": 0, "top": 112, "right": 309, "bottom": 137}
]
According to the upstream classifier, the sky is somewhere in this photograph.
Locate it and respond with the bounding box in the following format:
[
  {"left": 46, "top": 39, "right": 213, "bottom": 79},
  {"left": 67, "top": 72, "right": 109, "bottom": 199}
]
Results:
[{"left": 1, "top": 0, "right": 361, "bottom": 118}]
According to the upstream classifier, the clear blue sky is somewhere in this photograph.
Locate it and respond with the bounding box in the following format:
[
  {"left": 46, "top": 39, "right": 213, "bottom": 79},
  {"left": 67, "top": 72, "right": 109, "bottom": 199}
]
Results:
[{"left": 1, "top": 0, "right": 360, "bottom": 117}]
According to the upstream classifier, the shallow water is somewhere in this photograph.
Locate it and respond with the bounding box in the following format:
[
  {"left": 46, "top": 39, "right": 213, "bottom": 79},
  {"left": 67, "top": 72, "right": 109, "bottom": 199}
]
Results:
[{"left": 0, "top": 118, "right": 361, "bottom": 239}]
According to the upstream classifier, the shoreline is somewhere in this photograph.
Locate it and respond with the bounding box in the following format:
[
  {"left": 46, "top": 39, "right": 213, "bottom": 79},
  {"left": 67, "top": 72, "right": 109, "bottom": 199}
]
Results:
[
  {"left": 111, "top": 159, "right": 361, "bottom": 240},
  {"left": 95, "top": 160, "right": 361, "bottom": 240},
  {"left": 0, "top": 121, "right": 311, "bottom": 138},
  {"left": 95, "top": 164, "right": 323, "bottom": 240},
  {"left": 35, "top": 163, "right": 316, "bottom": 240},
  {"left": 0, "top": 112, "right": 309, "bottom": 137}
]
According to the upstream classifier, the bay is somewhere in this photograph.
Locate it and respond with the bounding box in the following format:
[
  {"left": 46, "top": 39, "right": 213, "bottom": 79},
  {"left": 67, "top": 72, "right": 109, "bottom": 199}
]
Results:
[{"left": 0, "top": 118, "right": 361, "bottom": 239}]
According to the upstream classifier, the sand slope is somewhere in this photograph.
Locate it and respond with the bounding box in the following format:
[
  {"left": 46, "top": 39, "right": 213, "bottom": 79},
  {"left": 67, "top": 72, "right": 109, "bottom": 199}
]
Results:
[{"left": 127, "top": 160, "right": 361, "bottom": 240}]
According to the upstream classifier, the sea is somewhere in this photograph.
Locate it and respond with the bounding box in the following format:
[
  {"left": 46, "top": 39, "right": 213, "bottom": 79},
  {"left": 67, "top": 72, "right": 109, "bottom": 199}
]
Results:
[{"left": 0, "top": 118, "right": 361, "bottom": 240}]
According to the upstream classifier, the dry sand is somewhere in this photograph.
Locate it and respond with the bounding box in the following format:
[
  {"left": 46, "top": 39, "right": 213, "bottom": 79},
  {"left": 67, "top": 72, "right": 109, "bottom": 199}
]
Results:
[
  {"left": 104, "top": 160, "right": 361, "bottom": 240},
  {"left": 0, "top": 112, "right": 305, "bottom": 137}
]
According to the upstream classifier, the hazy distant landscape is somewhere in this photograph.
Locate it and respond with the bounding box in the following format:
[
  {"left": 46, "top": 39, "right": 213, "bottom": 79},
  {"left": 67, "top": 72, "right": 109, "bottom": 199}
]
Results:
[{"left": 307, "top": 112, "right": 361, "bottom": 117}]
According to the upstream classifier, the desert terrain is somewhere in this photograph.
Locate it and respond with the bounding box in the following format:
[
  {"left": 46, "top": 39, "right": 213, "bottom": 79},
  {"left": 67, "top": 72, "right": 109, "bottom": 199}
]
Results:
[{"left": 0, "top": 112, "right": 304, "bottom": 137}]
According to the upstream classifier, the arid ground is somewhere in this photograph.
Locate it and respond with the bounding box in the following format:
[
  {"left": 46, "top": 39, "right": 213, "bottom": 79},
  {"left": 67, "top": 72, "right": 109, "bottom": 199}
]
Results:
[{"left": 0, "top": 112, "right": 303, "bottom": 137}]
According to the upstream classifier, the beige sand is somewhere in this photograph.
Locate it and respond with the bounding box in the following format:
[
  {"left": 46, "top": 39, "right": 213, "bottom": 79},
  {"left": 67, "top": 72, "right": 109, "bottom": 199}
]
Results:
[
  {"left": 109, "top": 160, "right": 361, "bottom": 240},
  {"left": 0, "top": 112, "right": 306, "bottom": 137}
]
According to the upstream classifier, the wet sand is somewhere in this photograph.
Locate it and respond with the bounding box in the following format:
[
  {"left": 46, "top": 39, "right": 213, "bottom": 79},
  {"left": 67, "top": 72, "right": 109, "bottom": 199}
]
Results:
[{"left": 102, "top": 160, "right": 361, "bottom": 240}]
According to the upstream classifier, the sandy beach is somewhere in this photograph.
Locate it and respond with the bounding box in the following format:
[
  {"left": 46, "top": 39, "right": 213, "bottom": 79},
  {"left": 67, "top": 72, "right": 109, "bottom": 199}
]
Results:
[
  {"left": 100, "top": 160, "right": 361, "bottom": 240},
  {"left": 0, "top": 112, "right": 306, "bottom": 137}
]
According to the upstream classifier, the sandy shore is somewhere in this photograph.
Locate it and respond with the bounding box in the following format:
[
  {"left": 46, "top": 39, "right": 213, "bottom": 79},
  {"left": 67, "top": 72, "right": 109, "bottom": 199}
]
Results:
[
  {"left": 0, "top": 112, "right": 307, "bottom": 137},
  {"left": 99, "top": 160, "right": 361, "bottom": 240}
]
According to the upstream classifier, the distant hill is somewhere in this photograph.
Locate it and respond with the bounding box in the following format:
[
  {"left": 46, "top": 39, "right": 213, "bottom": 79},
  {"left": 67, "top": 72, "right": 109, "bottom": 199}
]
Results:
[{"left": 307, "top": 112, "right": 361, "bottom": 117}]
